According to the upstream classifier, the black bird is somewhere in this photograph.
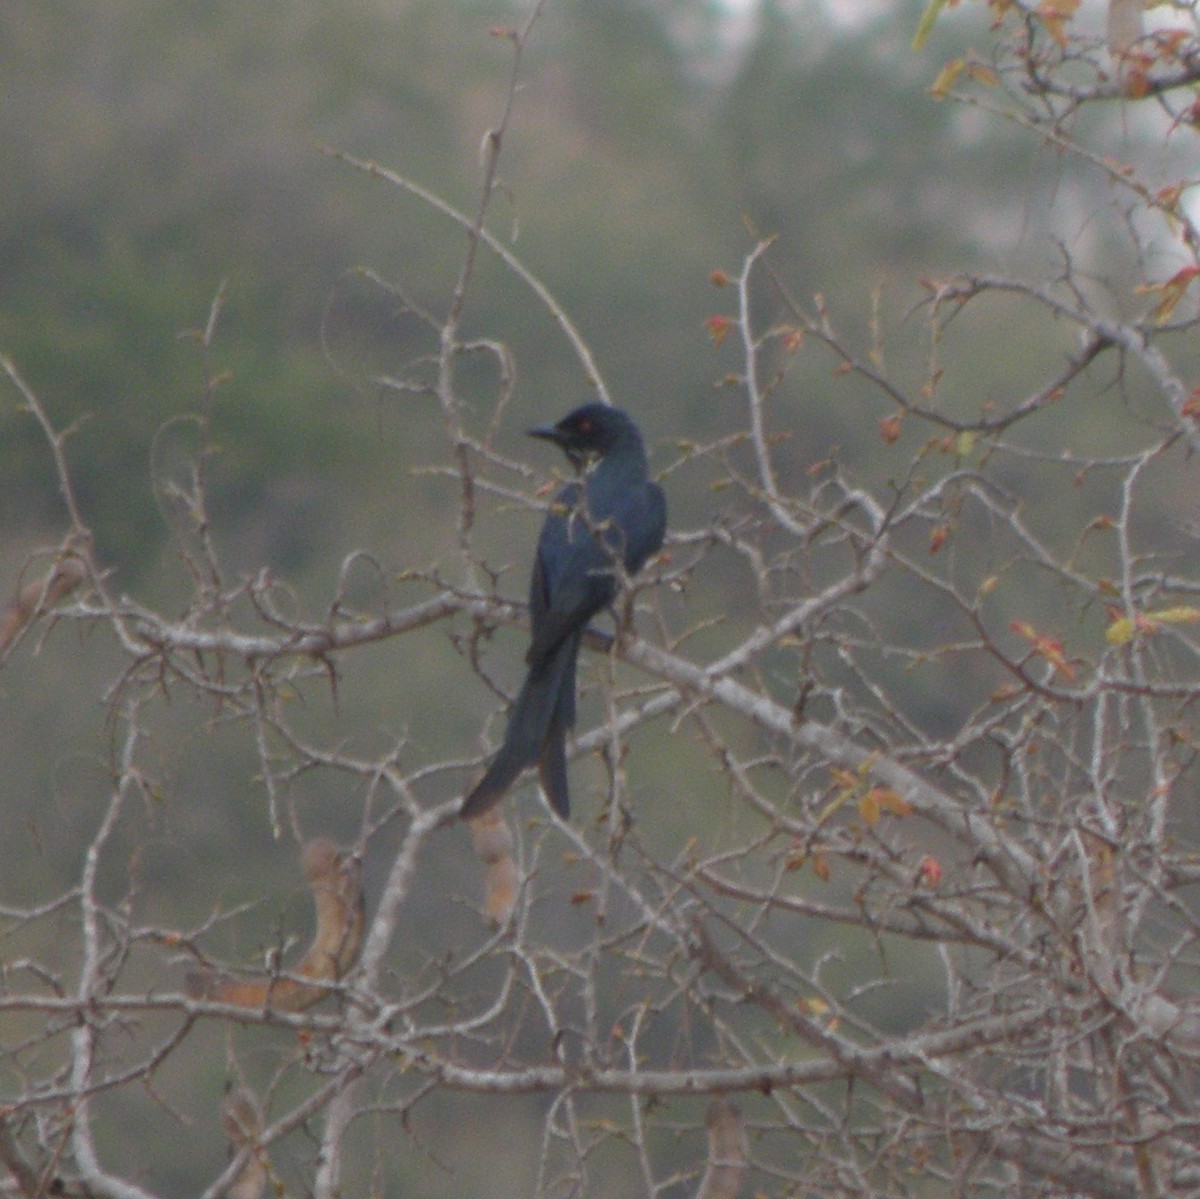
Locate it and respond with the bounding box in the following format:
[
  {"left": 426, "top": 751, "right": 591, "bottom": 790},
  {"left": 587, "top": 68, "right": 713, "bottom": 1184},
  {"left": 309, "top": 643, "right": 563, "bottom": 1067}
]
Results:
[{"left": 461, "top": 404, "right": 667, "bottom": 820}]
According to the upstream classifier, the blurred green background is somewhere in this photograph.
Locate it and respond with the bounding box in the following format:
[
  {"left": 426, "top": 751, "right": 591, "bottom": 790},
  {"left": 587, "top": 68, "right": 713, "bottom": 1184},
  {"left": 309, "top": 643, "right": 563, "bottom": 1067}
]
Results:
[
  {"left": 1, "top": 0, "right": 1191, "bottom": 1193},
  {"left": 1, "top": 0, "right": 1046, "bottom": 580}
]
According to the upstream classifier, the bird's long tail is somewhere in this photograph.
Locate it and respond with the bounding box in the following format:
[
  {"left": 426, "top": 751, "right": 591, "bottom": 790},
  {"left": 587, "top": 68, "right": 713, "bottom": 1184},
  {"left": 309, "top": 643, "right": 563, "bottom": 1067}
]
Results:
[
  {"left": 460, "top": 631, "right": 579, "bottom": 819},
  {"left": 536, "top": 647, "right": 576, "bottom": 818}
]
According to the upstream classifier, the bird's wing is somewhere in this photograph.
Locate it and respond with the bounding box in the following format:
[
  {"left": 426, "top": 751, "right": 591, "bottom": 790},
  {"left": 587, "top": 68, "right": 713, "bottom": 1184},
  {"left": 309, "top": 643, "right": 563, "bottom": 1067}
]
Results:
[
  {"left": 526, "top": 483, "right": 615, "bottom": 672},
  {"left": 527, "top": 475, "right": 665, "bottom": 672},
  {"left": 620, "top": 480, "right": 667, "bottom": 575},
  {"left": 529, "top": 481, "right": 581, "bottom": 632}
]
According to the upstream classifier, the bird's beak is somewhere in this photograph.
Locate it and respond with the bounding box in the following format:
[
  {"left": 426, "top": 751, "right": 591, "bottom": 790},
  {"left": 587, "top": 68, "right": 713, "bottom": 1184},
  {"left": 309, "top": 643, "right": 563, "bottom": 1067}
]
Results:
[{"left": 529, "top": 423, "right": 585, "bottom": 471}]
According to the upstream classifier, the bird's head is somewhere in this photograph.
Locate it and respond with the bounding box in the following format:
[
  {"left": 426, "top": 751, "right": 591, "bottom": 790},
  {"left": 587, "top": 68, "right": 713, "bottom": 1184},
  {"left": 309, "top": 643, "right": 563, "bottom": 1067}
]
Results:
[{"left": 528, "top": 403, "right": 640, "bottom": 471}]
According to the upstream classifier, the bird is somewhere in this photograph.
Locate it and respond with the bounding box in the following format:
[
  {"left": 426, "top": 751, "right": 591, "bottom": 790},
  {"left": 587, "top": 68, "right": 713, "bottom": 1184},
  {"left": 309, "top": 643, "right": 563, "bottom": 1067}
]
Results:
[{"left": 460, "top": 404, "right": 667, "bottom": 820}]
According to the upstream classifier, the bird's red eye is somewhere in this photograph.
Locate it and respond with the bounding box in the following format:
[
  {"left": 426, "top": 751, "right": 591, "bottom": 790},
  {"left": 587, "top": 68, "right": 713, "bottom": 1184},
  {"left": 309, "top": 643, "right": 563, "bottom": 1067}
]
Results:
[{"left": 578, "top": 418, "right": 593, "bottom": 433}]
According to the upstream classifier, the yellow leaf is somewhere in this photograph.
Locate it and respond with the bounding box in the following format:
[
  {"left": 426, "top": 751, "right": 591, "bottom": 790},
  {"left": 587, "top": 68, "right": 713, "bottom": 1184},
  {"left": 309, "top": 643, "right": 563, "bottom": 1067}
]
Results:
[
  {"left": 912, "top": 0, "right": 950, "bottom": 49},
  {"left": 830, "top": 767, "right": 859, "bottom": 791},
  {"left": 1158, "top": 183, "right": 1185, "bottom": 210},
  {"left": 967, "top": 61, "right": 999, "bottom": 86},
  {"left": 875, "top": 787, "right": 913, "bottom": 818},
  {"left": 1105, "top": 617, "right": 1134, "bottom": 646},
  {"left": 1149, "top": 605, "right": 1200, "bottom": 625},
  {"left": 1107, "top": 605, "right": 1200, "bottom": 645},
  {"left": 930, "top": 57, "right": 965, "bottom": 99},
  {"left": 1037, "top": 0, "right": 1081, "bottom": 46},
  {"left": 1136, "top": 265, "right": 1200, "bottom": 324},
  {"left": 859, "top": 791, "right": 881, "bottom": 826}
]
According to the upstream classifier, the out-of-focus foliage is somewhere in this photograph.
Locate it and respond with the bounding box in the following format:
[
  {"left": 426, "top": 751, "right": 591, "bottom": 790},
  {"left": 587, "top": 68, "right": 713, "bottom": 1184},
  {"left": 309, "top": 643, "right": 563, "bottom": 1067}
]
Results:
[{"left": 0, "top": 0, "right": 1041, "bottom": 582}]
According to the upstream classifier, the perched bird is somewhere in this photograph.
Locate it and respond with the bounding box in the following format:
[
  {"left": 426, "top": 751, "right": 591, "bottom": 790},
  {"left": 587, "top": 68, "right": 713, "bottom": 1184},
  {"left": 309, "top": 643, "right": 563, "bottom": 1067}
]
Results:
[{"left": 461, "top": 404, "right": 667, "bottom": 820}]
